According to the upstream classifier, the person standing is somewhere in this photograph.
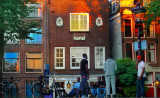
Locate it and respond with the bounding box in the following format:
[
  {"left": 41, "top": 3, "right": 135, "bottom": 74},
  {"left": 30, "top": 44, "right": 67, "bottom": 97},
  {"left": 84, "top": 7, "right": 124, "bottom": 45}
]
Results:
[
  {"left": 136, "top": 55, "right": 146, "bottom": 97},
  {"left": 103, "top": 55, "right": 117, "bottom": 97},
  {"left": 80, "top": 53, "right": 89, "bottom": 97}
]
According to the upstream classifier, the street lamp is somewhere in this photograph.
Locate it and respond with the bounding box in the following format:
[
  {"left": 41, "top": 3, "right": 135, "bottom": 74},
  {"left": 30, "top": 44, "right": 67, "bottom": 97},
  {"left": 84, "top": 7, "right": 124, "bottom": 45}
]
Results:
[{"left": 131, "top": 3, "right": 146, "bottom": 55}]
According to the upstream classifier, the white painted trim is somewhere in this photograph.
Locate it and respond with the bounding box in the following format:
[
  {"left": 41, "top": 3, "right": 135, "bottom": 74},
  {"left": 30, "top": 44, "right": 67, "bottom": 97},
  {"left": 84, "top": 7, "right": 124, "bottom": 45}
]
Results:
[
  {"left": 70, "top": 47, "right": 90, "bottom": 69},
  {"left": 56, "top": 17, "right": 63, "bottom": 26},
  {"left": 2, "top": 52, "right": 20, "bottom": 73},
  {"left": 70, "top": 13, "right": 89, "bottom": 31},
  {"left": 96, "top": 17, "right": 103, "bottom": 26},
  {"left": 147, "top": 42, "right": 157, "bottom": 64},
  {"left": 94, "top": 47, "right": 105, "bottom": 69},
  {"left": 54, "top": 47, "right": 65, "bottom": 69}
]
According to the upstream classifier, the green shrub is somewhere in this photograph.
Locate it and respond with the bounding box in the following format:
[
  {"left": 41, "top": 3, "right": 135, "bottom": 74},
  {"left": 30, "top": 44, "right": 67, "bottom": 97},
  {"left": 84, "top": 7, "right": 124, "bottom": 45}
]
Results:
[{"left": 115, "top": 58, "right": 149, "bottom": 97}]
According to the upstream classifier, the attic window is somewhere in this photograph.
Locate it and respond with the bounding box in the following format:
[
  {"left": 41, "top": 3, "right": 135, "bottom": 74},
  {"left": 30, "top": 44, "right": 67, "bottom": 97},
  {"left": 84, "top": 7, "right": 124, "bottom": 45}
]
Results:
[{"left": 112, "top": 2, "right": 119, "bottom": 13}]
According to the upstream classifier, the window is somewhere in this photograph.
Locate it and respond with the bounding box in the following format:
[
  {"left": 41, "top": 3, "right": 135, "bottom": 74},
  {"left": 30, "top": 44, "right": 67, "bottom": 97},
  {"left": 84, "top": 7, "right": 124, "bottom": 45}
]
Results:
[
  {"left": 125, "top": 43, "right": 133, "bottom": 60},
  {"left": 55, "top": 47, "right": 65, "bottom": 69},
  {"left": 26, "top": 53, "right": 42, "bottom": 73},
  {"left": 147, "top": 21, "right": 155, "bottom": 37},
  {"left": 70, "top": 13, "right": 89, "bottom": 31},
  {"left": 135, "top": 23, "right": 144, "bottom": 37},
  {"left": 134, "top": 0, "right": 143, "bottom": 5},
  {"left": 95, "top": 47, "right": 105, "bottom": 69},
  {"left": 27, "top": 3, "right": 42, "bottom": 18},
  {"left": 112, "top": 1, "right": 119, "bottom": 13},
  {"left": 26, "top": 28, "right": 42, "bottom": 44},
  {"left": 135, "top": 50, "right": 146, "bottom": 62},
  {"left": 148, "top": 43, "right": 156, "bottom": 63},
  {"left": 125, "top": 19, "right": 132, "bottom": 37},
  {"left": 4, "top": 33, "right": 20, "bottom": 44},
  {"left": 70, "top": 47, "right": 89, "bottom": 69},
  {"left": 3, "top": 53, "right": 20, "bottom": 73}
]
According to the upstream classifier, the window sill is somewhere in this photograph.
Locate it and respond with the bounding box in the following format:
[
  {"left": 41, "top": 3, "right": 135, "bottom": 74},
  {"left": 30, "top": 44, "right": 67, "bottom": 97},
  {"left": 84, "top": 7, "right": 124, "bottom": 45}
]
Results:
[{"left": 69, "top": 31, "right": 90, "bottom": 33}]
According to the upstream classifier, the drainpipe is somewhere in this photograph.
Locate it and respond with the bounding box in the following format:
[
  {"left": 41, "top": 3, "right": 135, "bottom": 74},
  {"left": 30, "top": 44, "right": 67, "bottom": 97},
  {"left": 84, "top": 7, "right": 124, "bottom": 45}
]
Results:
[
  {"left": 153, "top": 72, "right": 157, "bottom": 97},
  {"left": 45, "top": 0, "right": 48, "bottom": 69}
]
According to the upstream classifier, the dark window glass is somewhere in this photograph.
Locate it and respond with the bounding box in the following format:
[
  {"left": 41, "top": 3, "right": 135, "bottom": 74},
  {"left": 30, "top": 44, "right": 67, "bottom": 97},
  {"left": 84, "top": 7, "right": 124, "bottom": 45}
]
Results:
[
  {"left": 126, "top": 43, "right": 132, "bottom": 59},
  {"left": 125, "top": 19, "right": 131, "bottom": 37}
]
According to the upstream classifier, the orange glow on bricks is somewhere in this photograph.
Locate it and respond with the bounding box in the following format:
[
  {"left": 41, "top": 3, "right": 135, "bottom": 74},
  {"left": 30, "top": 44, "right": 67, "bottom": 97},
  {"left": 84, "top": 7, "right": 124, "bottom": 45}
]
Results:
[{"left": 51, "top": 0, "right": 108, "bottom": 27}]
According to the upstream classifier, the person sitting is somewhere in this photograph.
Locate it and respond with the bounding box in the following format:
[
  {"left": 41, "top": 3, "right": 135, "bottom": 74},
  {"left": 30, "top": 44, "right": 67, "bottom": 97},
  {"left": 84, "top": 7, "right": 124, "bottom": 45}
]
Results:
[
  {"left": 97, "top": 76, "right": 106, "bottom": 97},
  {"left": 91, "top": 76, "right": 101, "bottom": 97},
  {"left": 68, "top": 77, "right": 80, "bottom": 97}
]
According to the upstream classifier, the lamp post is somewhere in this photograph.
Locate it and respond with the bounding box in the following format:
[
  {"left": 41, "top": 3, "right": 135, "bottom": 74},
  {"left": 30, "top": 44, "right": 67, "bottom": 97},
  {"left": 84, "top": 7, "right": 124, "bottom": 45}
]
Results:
[{"left": 131, "top": 3, "right": 146, "bottom": 55}]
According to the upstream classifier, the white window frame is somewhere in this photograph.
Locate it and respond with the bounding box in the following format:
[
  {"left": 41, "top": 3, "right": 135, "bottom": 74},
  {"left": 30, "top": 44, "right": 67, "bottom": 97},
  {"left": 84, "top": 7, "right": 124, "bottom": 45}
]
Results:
[
  {"left": 27, "top": 2, "right": 43, "bottom": 18},
  {"left": 25, "top": 28, "right": 43, "bottom": 44},
  {"left": 70, "top": 47, "right": 90, "bottom": 69},
  {"left": 70, "top": 13, "right": 89, "bottom": 31},
  {"left": 124, "top": 18, "right": 133, "bottom": 38},
  {"left": 125, "top": 43, "right": 134, "bottom": 60},
  {"left": 54, "top": 47, "right": 65, "bottom": 69},
  {"left": 147, "top": 42, "right": 156, "bottom": 63},
  {"left": 112, "top": 1, "right": 119, "bottom": 14},
  {"left": 2, "top": 52, "right": 20, "bottom": 73},
  {"left": 147, "top": 21, "right": 155, "bottom": 38},
  {"left": 95, "top": 47, "right": 105, "bottom": 69},
  {"left": 25, "top": 52, "right": 43, "bottom": 73}
]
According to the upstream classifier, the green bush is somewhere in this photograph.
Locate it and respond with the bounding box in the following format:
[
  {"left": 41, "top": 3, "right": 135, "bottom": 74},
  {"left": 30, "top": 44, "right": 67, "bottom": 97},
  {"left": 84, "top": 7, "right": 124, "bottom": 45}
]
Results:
[
  {"left": 116, "top": 58, "right": 149, "bottom": 97},
  {"left": 115, "top": 58, "right": 137, "bottom": 97}
]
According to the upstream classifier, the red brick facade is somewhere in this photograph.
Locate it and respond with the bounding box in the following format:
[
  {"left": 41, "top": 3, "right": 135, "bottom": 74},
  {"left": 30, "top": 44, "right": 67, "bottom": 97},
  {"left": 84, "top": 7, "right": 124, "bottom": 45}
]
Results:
[{"left": 3, "top": 0, "right": 110, "bottom": 96}]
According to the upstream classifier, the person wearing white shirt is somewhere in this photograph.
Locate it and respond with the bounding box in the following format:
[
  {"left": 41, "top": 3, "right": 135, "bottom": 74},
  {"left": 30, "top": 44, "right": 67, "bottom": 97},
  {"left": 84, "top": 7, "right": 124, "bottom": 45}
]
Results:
[{"left": 136, "top": 55, "right": 146, "bottom": 97}]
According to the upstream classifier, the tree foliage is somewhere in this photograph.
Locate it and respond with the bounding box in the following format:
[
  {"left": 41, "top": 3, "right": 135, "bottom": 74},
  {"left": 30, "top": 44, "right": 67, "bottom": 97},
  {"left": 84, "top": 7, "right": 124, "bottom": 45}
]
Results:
[
  {"left": 144, "top": 0, "right": 160, "bottom": 28},
  {"left": 0, "top": 0, "right": 39, "bottom": 83},
  {"left": 0, "top": 0, "right": 38, "bottom": 42}
]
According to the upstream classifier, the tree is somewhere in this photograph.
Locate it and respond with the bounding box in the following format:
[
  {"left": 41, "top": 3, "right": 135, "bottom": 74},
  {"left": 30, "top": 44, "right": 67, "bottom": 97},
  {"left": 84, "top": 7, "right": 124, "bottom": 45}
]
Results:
[
  {"left": 0, "top": 0, "right": 38, "bottom": 83},
  {"left": 144, "top": 0, "right": 160, "bottom": 28}
]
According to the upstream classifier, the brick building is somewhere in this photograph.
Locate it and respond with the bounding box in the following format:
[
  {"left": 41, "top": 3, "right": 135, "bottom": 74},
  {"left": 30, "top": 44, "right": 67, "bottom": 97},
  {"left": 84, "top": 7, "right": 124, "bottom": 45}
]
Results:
[
  {"left": 109, "top": 0, "right": 160, "bottom": 97},
  {"left": 2, "top": 0, "right": 110, "bottom": 96}
]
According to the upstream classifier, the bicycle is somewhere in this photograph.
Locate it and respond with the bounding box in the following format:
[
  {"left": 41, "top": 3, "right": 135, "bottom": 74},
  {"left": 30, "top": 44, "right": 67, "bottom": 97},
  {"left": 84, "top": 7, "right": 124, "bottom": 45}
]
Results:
[
  {"left": 32, "top": 71, "right": 67, "bottom": 97},
  {"left": 0, "top": 77, "right": 22, "bottom": 98}
]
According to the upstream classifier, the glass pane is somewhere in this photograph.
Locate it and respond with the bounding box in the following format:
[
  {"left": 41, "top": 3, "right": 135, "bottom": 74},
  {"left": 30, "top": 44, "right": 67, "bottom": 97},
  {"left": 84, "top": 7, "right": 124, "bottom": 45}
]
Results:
[
  {"left": 72, "top": 63, "right": 75, "bottom": 67},
  {"left": 27, "top": 59, "right": 34, "bottom": 69},
  {"left": 126, "top": 50, "right": 132, "bottom": 59},
  {"left": 35, "top": 59, "right": 42, "bottom": 69},
  {"left": 148, "top": 50, "right": 155, "bottom": 62},
  {"left": 60, "top": 58, "right": 63, "bottom": 62},
  {"left": 126, "top": 44, "right": 132, "bottom": 49},
  {"left": 27, "top": 53, "right": 41, "bottom": 58},
  {"left": 148, "top": 43, "right": 154, "bottom": 49},
  {"left": 56, "top": 63, "right": 59, "bottom": 67},
  {"left": 125, "top": 19, "right": 131, "bottom": 37},
  {"left": 56, "top": 58, "right": 59, "bottom": 63},
  {"left": 34, "top": 33, "right": 42, "bottom": 44},
  {"left": 60, "top": 63, "right": 63, "bottom": 67},
  {"left": 4, "top": 53, "right": 19, "bottom": 58}
]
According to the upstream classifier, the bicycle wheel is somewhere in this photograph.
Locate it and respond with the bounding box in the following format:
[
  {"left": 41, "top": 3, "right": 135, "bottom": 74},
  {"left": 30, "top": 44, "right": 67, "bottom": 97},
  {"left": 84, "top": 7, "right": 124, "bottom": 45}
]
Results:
[{"left": 32, "top": 83, "right": 41, "bottom": 98}]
